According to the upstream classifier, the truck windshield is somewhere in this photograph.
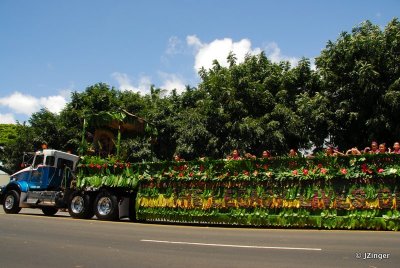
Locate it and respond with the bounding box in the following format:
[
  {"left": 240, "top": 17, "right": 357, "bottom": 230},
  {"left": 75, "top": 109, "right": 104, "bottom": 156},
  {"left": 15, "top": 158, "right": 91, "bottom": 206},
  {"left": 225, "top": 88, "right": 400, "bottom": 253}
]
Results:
[{"left": 33, "top": 155, "right": 44, "bottom": 168}]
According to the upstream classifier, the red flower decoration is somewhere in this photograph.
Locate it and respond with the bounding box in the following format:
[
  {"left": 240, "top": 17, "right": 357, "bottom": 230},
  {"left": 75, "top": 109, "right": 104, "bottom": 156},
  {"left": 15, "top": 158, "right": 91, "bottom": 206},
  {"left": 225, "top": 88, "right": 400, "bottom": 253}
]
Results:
[
  {"left": 292, "top": 170, "right": 298, "bottom": 175},
  {"left": 340, "top": 168, "right": 347, "bottom": 175},
  {"left": 96, "top": 164, "right": 101, "bottom": 169},
  {"left": 302, "top": 169, "right": 309, "bottom": 175},
  {"left": 317, "top": 163, "right": 323, "bottom": 169},
  {"left": 89, "top": 163, "right": 95, "bottom": 168},
  {"left": 378, "top": 168, "right": 384, "bottom": 173},
  {"left": 320, "top": 168, "right": 327, "bottom": 174},
  {"left": 361, "top": 163, "right": 371, "bottom": 173}
]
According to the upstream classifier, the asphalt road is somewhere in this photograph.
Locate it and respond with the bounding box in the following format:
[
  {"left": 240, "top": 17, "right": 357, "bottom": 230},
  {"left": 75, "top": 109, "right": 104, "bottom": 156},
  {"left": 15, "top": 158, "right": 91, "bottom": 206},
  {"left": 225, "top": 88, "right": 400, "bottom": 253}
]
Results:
[{"left": 0, "top": 208, "right": 399, "bottom": 268}]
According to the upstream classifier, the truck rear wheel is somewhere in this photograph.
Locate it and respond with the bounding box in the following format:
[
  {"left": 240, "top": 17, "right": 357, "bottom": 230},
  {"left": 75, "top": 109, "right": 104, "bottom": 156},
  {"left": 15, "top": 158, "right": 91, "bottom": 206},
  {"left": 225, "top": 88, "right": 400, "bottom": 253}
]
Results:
[
  {"left": 3, "top": 190, "right": 21, "bottom": 214},
  {"left": 42, "top": 207, "right": 58, "bottom": 216},
  {"left": 68, "top": 191, "right": 94, "bottom": 219},
  {"left": 94, "top": 190, "right": 119, "bottom": 221}
]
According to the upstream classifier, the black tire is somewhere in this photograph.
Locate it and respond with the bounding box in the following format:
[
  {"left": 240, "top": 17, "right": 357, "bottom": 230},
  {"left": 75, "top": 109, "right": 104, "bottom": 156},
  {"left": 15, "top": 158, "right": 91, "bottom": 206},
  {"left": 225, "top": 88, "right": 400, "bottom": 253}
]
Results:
[
  {"left": 68, "top": 191, "right": 94, "bottom": 219},
  {"left": 3, "top": 190, "right": 21, "bottom": 214},
  {"left": 41, "top": 207, "right": 58, "bottom": 216},
  {"left": 94, "top": 190, "right": 119, "bottom": 221}
]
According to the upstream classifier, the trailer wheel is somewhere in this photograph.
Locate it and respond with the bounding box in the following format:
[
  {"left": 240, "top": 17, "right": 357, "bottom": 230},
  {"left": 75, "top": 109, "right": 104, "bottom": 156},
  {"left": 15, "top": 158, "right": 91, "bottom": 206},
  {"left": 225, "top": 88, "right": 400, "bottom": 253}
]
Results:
[
  {"left": 3, "top": 190, "right": 21, "bottom": 214},
  {"left": 41, "top": 207, "right": 58, "bottom": 216},
  {"left": 68, "top": 191, "right": 94, "bottom": 219},
  {"left": 94, "top": 190, "right": 119, "bottom": 221}
]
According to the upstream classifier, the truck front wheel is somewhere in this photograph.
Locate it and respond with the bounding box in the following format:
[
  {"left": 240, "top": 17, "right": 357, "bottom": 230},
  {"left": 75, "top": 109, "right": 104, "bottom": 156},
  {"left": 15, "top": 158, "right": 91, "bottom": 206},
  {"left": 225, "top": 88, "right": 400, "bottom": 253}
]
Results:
[
  {"left": 94, "top": 190, "right": 119, "bottom": 221},
  {"left": 3, "top": 190, "right": 21, "bottom": 214},
  {"left": 68, "top": 191, "right": 94, "bottom": 219}
]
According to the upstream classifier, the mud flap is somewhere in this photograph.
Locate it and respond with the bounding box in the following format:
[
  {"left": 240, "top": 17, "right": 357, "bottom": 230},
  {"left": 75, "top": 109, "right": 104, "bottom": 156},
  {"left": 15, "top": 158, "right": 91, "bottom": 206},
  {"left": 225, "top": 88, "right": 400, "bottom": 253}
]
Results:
[{"left": 118, "top": 197, "right": 130, "bottom": 219}]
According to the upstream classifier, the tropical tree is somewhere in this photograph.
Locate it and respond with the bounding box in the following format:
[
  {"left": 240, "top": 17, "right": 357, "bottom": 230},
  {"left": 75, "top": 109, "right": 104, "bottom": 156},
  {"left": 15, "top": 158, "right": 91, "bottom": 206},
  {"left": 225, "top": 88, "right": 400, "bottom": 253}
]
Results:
[
  {"left": 0, "top": 123, "right": 35, "bottom": 173},
  {"left": 316, "top": 18, "right": 400, "bottom": 149},
  {"left": 197, "top": 52, "right": 314, "bottom": 156}
]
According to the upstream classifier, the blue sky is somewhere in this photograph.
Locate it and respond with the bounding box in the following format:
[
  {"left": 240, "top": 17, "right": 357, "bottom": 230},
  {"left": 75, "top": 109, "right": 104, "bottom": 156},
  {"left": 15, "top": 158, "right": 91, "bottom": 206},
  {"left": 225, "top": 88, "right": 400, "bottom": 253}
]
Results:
[{"left": 0, "top": 0, "right": 399, "bottom": 123}]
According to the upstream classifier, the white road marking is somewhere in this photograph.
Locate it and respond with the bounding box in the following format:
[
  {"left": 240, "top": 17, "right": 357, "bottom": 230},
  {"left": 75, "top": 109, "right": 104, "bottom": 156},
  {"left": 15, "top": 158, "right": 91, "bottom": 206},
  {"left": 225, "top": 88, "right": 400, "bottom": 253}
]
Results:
[{"left": 141, "top": 239, "right": 322, "bottom": 251}]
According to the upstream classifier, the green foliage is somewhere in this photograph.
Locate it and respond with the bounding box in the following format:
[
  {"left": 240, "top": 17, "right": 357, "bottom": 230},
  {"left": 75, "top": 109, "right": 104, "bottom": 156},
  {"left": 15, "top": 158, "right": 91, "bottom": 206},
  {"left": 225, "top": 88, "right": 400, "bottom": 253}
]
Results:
[
  {"left": 0, "top": 123, "right": 34, "bottom": 173},
  {"left": 0, "top": 124, "right": 18, "bottom": 146}
]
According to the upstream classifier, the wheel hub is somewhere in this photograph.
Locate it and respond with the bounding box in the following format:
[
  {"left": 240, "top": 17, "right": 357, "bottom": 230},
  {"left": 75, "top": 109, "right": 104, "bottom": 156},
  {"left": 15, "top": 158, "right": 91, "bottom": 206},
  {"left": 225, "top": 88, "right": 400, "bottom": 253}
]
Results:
[
  {"left": 97, "top": 197, "right": 112, "bottom": 216},
  {"left": 4, "top": 195, "right": 15, "bottom": 210},
  {"left": 71, "top": 196, "right": 84, "bottom": 214}
]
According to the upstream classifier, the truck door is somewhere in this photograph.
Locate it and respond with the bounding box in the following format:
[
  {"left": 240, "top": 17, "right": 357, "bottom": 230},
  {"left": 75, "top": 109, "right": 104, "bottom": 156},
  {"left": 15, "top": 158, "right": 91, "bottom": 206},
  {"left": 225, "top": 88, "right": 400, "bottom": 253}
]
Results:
[{"left": 28, "top": 154, "right": 46, "bottom": 190}]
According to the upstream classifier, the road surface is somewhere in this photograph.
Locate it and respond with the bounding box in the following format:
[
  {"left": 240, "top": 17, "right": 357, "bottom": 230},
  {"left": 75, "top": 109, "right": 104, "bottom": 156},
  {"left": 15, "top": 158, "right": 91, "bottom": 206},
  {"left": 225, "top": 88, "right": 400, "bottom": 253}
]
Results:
[{"left": 0, "top": 208, "right": 398, "bottom": 267}]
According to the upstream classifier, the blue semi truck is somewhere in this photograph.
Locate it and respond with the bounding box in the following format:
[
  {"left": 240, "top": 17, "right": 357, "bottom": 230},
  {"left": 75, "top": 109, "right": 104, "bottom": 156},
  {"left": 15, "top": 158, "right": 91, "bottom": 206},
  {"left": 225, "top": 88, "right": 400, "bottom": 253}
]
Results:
[{"left": 0, "top": 149, "right": 135, "bottom": 220}]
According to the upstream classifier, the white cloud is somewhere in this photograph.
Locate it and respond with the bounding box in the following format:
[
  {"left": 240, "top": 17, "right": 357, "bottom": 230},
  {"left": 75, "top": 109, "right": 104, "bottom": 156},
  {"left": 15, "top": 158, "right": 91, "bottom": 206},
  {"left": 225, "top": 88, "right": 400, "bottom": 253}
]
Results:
[
  {"left": 112, "top": 71, "right": 186, "bottom": 95},
  {"left": 186, "top": 35, "right": 299, "bottom": 72},
  {"left": 0, "top": 92, "right": 41, "bottom": 115},
  {"left": 158, "top": 72, "right": 186, "bottom": 94},
  {"left": 40, "top": 95, "right": 67, "bottom": 114},
  {"left": 187, "top": 35, "right": 203, "bottom": 50},
  {"left": 112, "top": 72, "right": 136, "bottom": 92},
  {"left": 112, "top": 72, "right": 152, "bottom": 94},
  {"left": 0, "top": 113, "right": 16, "bottom": 124},
  {"left": 187, "top": 35, "right": 262, "bottom": 72},
  {"left": 166, "top": 36, "right": 184, "bottom": 55},
  {"left": 264, "top": 42, "right": 299, "bottom": 67},
  {"left": 0, "top": 91, "right": 67, "bottom": 116},
  {"left": 310, "top": 58, "right": 316, "bottom": 71}
]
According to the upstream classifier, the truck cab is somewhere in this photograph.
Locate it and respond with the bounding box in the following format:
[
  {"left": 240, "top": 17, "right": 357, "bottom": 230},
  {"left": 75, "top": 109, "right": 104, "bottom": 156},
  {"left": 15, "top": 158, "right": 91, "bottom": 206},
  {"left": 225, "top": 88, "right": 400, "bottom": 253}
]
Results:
[{"left": 0, "top": 149, "right": 79, "bottom": 215}]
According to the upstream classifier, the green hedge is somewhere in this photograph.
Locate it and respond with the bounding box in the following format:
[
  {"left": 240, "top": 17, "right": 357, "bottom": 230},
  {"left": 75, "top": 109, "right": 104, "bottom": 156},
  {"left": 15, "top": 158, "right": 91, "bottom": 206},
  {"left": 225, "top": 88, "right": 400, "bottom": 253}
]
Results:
[{"left": 77, "top": 154, "right": 400, "bottom": 230}]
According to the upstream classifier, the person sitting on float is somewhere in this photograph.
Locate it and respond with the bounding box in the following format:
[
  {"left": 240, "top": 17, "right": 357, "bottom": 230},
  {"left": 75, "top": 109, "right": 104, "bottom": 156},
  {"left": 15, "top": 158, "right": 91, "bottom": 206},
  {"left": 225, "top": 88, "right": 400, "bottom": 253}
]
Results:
[
  {"left": 378, "top": 143, "right": 388, "bottom": 154},
  {"left": 261, "top": 150, "right": 272, "bottom": 159},
  {"left": 325, "top": 146, "right": 344, "bottom": 156},
  {"left": 288, "top": 148, "right": 298, "bottom": 157},
  {"left": 364, "top": 141, "right": 379, "bottom": 154},
  {"left": 173, "top": 154, "right": 185, "bottom": 162},
  {"left": 232, "top": 149, "right": 242, "bottom": 160},
  {"left": 227, "top": 149, "right": 242, "bottom": 160},
  {"left": 346, "top": 147, "right": 362, "bottom": 155},
  {"left": 392, "top": 142, "right": 400, "bottom": 154},
  {"left": 244, "top": 152, "right": 256, "bottom": 160}
]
